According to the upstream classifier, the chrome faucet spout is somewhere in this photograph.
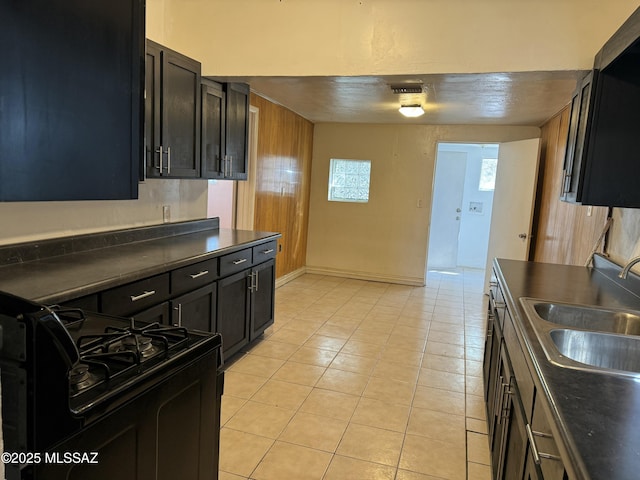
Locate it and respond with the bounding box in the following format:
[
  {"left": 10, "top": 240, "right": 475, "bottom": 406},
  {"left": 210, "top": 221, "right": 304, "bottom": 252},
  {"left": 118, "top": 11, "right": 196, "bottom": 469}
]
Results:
[{"left": 619, "top": 256, "right": 640, "bottom": 279}]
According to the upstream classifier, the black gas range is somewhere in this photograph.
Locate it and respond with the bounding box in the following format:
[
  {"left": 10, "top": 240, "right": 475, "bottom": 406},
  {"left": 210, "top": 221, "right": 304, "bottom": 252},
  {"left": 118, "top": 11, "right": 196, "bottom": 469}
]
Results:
[{"left": 0, "top": 290, "right": 224, "bottom": 480}]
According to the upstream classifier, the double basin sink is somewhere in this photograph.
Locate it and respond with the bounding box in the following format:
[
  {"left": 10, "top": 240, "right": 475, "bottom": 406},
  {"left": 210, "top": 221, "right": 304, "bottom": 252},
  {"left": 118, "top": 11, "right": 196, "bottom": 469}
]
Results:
[{"left": 519, "top": 298, "right": 640, "bottom": 378}]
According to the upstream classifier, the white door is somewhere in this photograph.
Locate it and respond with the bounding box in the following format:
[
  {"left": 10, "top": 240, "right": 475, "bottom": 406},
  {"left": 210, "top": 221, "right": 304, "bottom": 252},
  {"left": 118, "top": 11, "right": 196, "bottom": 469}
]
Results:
[
  {"left": 484, "top": 138, "right": 541, "bottom": 291},
  {"left": 427, "top": 150, "right": 467, "bottom": 269}
]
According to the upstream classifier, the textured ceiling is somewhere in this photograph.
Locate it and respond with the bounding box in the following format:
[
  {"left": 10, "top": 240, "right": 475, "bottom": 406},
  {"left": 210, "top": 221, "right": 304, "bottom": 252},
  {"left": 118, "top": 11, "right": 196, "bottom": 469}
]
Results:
[{"left": 208, "top": 71, "right": 587, "bottom": 126}]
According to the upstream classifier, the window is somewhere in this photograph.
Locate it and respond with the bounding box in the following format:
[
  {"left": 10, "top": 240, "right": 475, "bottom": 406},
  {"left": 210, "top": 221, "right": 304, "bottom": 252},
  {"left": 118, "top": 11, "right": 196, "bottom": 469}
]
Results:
[
  {"left": 328, "top": 158, "right": 371, "bottom": 203},
  {"left": 479, "top": 158, "right": 498, "bottom": 191}
]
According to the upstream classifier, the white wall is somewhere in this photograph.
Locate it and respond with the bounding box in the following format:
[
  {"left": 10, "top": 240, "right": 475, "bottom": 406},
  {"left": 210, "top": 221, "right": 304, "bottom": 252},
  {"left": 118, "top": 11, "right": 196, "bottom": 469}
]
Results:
[
  {"left": 306, "top": 124, "right": 540, "bottom": 285},
  {"left": 207, "top": 180, "right": 235, "bottom": 228},
  {"left": 0, "top": 179, "right": 209, "bottom": 245},
  {"left": 149, "top": 0, "right": 639, "bottom": 76}
]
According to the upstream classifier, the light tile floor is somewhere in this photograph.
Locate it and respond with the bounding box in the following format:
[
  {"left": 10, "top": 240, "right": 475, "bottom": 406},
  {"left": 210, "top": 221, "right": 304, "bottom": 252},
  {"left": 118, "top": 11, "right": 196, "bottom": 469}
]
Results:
[{"left": 219, "top": 269, "right": 491, "bottom": 480}]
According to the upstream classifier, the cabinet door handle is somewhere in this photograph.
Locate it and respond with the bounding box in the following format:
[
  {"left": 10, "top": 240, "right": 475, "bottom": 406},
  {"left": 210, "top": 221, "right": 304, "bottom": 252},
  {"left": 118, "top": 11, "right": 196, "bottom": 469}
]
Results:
[
  {"left": 189, "top": 270, "right": 209, "bottom": 279},
  {"left": 232, "top": 258, "right": 248, "bottom": 265},
  {"left": 166, "top": 146, "right": 171, "bottom": 174},
  {"left": 562, "top": 169, "right": 572, "bottom": 194},
  {"left": 155, "top": 146, "right": 163, "bottom": 174},
  {"left": 500, "top": 382, "right": 512, "bottom": 420},
  {"left": 261, "top": 249, "right": 274, "bottom": 254},
  {"left": 174, "top": 303, "right": 183, "bottom": 327},
  {"left": 486, "top": 325, "right": 493, "bottom": 339},
  {"left": 526, "top": 424, "right": 562, "bottom": 465},
  {"left": 491, "top": 297, "right": 506, "bottom": 310},
  {"left": 248, "top": 272, "right": 255, "bottom": 291},
  {"left": 130, "top": 290, "right": 156, "bottom": 302}
]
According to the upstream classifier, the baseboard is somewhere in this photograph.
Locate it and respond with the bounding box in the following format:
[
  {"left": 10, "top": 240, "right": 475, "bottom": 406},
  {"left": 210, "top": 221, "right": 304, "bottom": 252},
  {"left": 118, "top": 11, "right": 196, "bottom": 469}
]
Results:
[
  {"left": 304, "top": 266, "right": 425, "bottom": 287},
  {"left": 275, "top": 267, "right": 307, "bottom": 288}
]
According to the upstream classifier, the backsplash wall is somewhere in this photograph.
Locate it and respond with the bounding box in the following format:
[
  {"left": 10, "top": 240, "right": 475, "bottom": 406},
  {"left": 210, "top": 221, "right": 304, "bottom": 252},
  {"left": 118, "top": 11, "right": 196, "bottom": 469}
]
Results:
[{"left": 0, "top": 179, "right": 209, "bottom": 246}]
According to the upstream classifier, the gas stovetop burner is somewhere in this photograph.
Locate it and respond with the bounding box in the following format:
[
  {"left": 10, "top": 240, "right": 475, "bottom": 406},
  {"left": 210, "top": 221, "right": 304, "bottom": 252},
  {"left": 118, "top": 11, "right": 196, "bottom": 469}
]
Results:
[
  {"left": 112, "top": 334, "right": 161, "bottom": 359},
  {"left": 69, "top": 364, "right": 98, "bottom": 393}
]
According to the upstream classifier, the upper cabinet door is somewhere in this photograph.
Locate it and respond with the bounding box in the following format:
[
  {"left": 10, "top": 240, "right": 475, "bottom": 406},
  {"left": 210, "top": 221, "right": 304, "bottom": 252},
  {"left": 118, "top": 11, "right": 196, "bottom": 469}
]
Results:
[
  {"left": 144, "top": 41, "right": 162, "bottom": 180},
  {"left": 145, "top": 40, "right": 201, "bottom": 179},
  {"left": 224, "top": 83, "right": 250, "bottom": 180},
  {"left": 0, "top": 0, "right": 144, "bottom": 201},
  {"left": 560, "top": 72, "right": 595, "bottom": 204},
  {"left": 201, "top": 81, "right": 226, "bottom": 179}
]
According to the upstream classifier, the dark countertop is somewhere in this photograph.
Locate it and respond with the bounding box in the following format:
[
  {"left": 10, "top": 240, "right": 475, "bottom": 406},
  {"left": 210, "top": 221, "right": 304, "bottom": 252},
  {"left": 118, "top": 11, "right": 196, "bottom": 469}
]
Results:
[
  {"left": 0, "top": 219, "right": 280, "bottom": 304},
  {"left": 495, "top": 257, "right": 640, "bottom": 480}
]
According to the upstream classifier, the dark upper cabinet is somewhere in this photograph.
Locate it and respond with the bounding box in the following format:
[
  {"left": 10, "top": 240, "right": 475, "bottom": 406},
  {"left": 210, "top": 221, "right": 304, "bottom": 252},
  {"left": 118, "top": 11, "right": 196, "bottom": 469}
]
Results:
[
  {"left": 201, "top": 80, "right": 226, "bottom": 179},
  {"left": 560, "top": 71, "right": 596, "bottom": 203},
  {"left": 145, "top": 40, "right": 201, "bottom": 179},
  {"left": 201, "top": 81, "right": 249, "bottom": 180},
  {"left": 561, "top": 7, "right": 640, "bottom": 207},
  {"left": 224, "top": 83, "right": 250, "bottom": 180},
  {"left": 0, "top": 0, "right": 144, "bottom": 201}
]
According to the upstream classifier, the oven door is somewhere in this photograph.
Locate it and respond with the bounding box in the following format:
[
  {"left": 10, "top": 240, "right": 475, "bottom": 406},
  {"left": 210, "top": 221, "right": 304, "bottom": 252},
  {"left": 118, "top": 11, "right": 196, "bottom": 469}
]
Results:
[{"left": 20, "top": 349, "right": 223, "bottom": 480}]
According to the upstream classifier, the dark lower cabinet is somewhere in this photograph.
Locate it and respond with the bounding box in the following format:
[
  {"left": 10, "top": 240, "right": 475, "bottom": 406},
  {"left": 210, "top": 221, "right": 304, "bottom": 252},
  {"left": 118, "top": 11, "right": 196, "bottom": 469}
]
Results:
[
  {"left": 490, "top": 343, "right": 515, "bottom": 479},
  {"left": 217, "top": 270, "right": 251, "bottom": 358},
  {"left": 216, "top": 258, "right": 276, "bottom": 358},
  {"left": 171, "top": 283, "right": 216, "bottom": 332},
  {"left": 500, "top": 378, "right": 528, "bottom": 480},
  {"left": 485, "top": 269, "right": 569, "bottom": 480},
  {"left": 250, "top": 259, "right": 276, "bottom": 340}
]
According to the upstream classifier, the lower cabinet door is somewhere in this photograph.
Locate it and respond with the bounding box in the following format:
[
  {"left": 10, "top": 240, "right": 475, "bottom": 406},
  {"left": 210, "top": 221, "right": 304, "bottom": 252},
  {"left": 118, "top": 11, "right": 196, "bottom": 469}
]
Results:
[
  {"left": 171, "top": 283, "right": 216, "bottom": 332},
  {"left": 501, "top": 388, "right": 528, "bottom": 480},
  {"left": 216, "top": 269, "right": 251, "bottom": 358},
  {"left": 250, "top": 259, "right": 275, "bottom": 341}
]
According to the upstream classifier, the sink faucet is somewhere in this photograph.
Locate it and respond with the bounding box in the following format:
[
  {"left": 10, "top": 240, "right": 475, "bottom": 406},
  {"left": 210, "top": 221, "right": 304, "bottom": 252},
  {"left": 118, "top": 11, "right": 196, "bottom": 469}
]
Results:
[{"left": 619, "top": 256, "right": 640, "bottom": 279}]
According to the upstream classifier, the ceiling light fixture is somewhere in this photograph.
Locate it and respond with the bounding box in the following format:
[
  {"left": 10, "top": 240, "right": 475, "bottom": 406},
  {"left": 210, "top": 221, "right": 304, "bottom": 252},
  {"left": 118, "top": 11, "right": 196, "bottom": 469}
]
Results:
[{"left": 398, "top": 105, "right": 425, "bottom": 118}]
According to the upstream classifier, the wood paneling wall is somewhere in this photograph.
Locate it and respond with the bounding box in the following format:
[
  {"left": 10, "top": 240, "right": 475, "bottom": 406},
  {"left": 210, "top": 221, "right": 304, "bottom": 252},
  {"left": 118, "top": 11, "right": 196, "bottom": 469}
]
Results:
[
  {"left": 250, "top": 94, "right": 314, "bottom": 279},
  {"left": 532, "top": 106, "right": 609, "bottom": 265}
]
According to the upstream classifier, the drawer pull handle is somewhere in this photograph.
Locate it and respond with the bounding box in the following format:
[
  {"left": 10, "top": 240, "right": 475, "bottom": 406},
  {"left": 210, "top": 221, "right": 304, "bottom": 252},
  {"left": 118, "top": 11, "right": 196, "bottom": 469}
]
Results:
[
  {"left": 232, "top": 258, "right": 248, "bottom": 265},
  {"left": 525, "top": 424, "right": 562, "bottom": 465},
  {"left": 189, "top": 270, "right": 209, "bottom": 279},
  {"left": 261, "top": 249, "right": 274, "bottom": 254},
  {"left": 130, "top": 290, "right": 156, "bottom": 302}
]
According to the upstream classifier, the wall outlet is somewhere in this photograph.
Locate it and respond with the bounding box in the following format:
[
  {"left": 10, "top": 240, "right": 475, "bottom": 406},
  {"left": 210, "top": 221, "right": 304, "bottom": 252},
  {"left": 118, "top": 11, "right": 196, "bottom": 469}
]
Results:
[
  {"left": 587, "top": 205, "right": 593, "bottom": 217},
  {"left": 417, "top": 199, "right": 423, "bottom": 208},
  {"left": 163, "top": 205, "right": 171, "bottom": 223}
]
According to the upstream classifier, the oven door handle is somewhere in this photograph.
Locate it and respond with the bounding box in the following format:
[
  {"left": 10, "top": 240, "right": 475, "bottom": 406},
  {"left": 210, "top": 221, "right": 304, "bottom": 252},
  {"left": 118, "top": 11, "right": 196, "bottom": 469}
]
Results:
[{"left": 38, "top": 309, "right": 80, "bottom": 368}]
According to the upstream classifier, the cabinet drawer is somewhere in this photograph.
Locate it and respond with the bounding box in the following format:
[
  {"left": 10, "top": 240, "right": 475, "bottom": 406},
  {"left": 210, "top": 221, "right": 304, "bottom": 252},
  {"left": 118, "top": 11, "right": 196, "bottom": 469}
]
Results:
[
  {"left": 171, "top": 258, "right": 219, "bottom": 295},
  {"left": 101, "top": 273, "right": 170, "bottom": 316},
  {"left": 219, "top": 248, "right": 252, "bottom": 277},
  {"left": 253, "top": 240, "right": 277, "bottom": 264}
]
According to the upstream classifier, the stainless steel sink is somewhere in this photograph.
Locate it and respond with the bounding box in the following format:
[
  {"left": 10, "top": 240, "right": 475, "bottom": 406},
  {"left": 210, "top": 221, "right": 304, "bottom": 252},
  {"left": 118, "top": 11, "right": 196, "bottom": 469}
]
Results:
[
  {"left": 550, "top": 329, "right": 640, "bottom": 374},
  {"left": 528, "top": 300, "right": 640, "bottom": 335},
  {"left": 519, "top": 298, "right": 640, "bottom": 377}
]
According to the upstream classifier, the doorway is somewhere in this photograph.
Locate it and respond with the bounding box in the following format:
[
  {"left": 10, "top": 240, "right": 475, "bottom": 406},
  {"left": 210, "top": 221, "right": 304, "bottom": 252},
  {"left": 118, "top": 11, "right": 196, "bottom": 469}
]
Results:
[{"left": 427, "top": 143, "right": 499, "bottom": 271}]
